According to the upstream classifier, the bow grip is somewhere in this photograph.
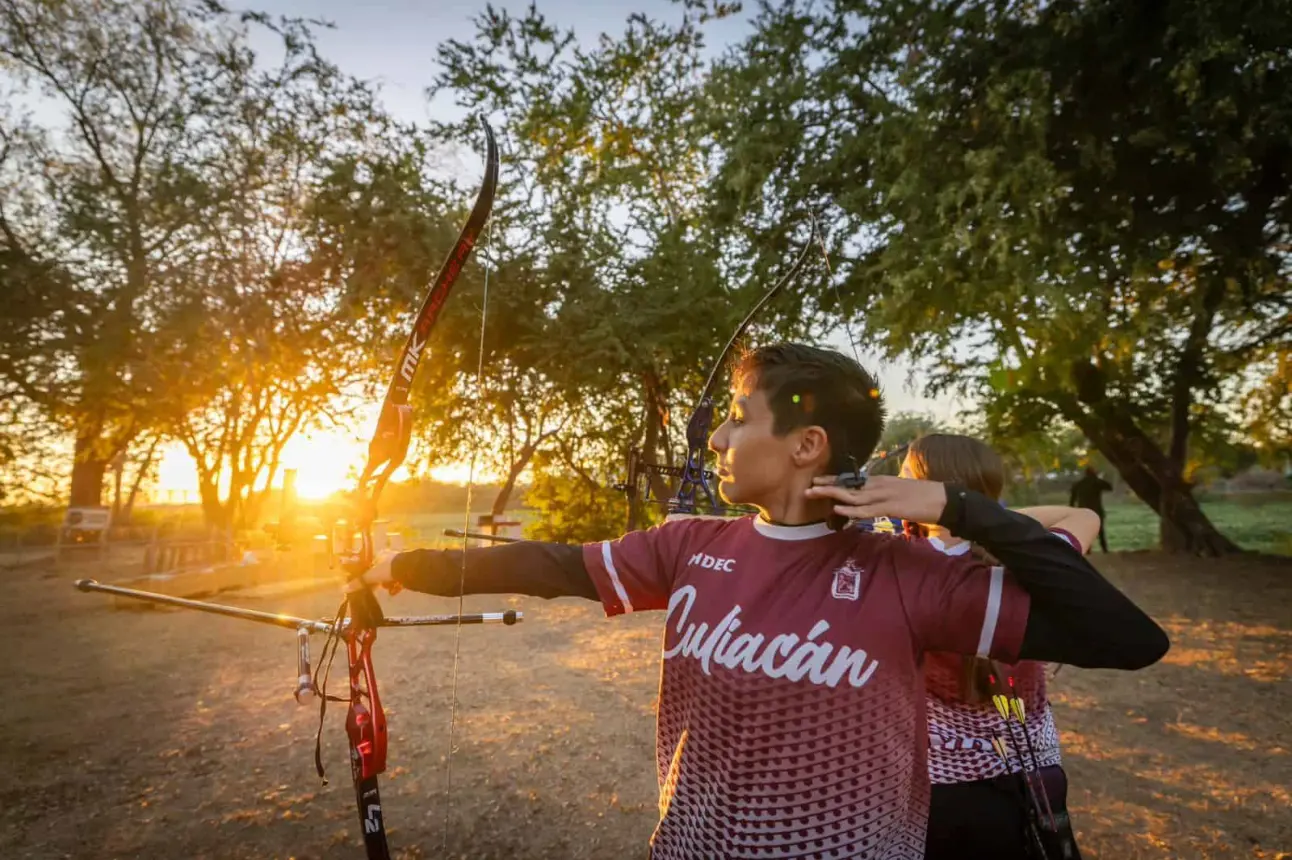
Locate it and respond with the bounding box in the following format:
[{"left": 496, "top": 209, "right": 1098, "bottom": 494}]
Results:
[{"left": 346, "top": 582, "right": 386, "bottom": 629}]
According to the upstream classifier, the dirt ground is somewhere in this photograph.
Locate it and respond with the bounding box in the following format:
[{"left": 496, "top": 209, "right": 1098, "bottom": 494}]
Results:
[{"left": 1, "top": 549, "right": 1288, "bottom": 860}]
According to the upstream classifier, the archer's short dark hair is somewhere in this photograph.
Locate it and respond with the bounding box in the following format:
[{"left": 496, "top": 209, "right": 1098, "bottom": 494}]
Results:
[{"left": 733, "top": 343, "right": 886, "bottom": 473}]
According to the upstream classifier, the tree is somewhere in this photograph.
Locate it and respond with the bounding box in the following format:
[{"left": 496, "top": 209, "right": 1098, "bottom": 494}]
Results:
[
  {"left": 154, "top": 25, "right": 417, "bottom": 532},
  {"left": 880, "top": 411, "right": 942, "bottom": 449},
  {"left": 523, "top": 434, "right": 630, "bottom": 544},
  {"left": 708, "top": 0, "right": 1292, "bottom": 554},
  {"left": 425, "top": 3, "right": 825, "bottom": 538},
  {"left": 0, "top": 0, "right": 254, "bottom": 508},
  {"left": 1242, "top": 346, "right": 1292, "bottom": 470},
  {"left": 857, "top": 410, "right": 943, "bottom": 475},
  {"left": 108, "top": 434, "right": 161, "bottom": 525},
  {"left": 2, "top": 1, "right": 440, "bottom": 528},
  {"left": 0, "top": 394, "right": 62, "bottom": 504},
  {"left": 972, "top": 403, "right": 1089, "bottom": 503}
]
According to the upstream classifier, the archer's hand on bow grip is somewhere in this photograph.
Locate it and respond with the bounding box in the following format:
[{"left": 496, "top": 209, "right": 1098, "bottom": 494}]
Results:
[
  {"left": 347, "top": 585, "right": 385, "bottom": 629},
  {"left": 345, "top": 551, "right": 401, "bottom": 593},
  {"left": 342, "top": 551, "right": 400, "bottom": 629}
]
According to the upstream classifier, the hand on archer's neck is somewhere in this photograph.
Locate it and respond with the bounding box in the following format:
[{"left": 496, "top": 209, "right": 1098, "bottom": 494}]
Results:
[{"left": 708, "top": 381, "right": 837, "bottom": 526}]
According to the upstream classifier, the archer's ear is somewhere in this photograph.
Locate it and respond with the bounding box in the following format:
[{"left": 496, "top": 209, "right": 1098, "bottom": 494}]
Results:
[{"left": 792, "top": 425, "right": 832, "bottom": 470}]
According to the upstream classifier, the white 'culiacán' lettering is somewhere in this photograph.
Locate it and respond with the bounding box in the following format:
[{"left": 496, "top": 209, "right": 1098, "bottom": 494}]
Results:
[{"left": 661, "top": 585, "right": 879, "bottom": 689}]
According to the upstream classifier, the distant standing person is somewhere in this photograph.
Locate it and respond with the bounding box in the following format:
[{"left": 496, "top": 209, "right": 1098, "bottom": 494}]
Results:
[{"left": 1069, "top": 466, "right": 1113, "bottom": 552}]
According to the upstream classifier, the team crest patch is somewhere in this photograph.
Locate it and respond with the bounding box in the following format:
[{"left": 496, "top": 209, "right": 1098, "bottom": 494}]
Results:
[{"left": 831, "top": 560, "right": 865, "bottom": 601}]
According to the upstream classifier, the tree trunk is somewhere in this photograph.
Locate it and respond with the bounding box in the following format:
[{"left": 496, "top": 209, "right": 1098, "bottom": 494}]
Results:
[
  {"left": 640, "top": 369, "right": 672, "bottom": 502},
  {"left": 68, "top": 432, "right": 108, "bottom": 508},
  {"left": 1155, "top": 487, "right": 1240, "bottom": 554},
  {"left": 111, "top": 457, "right": 126, "bottom": 521},
  {"left": 491, "top": 441, "right": 540, "bottom": 520},
  {"left": 197, "top": 477, "right": 231, "bottom": 532},
  {"left": 120, "top": 438, "right": 161, "bottom": 524},
  {"left": 1158, "top": 276, "right": 1229, "bottom": 553},
  {"left": 1056, "top": 381, "right": 1241, "bottom": 556}
]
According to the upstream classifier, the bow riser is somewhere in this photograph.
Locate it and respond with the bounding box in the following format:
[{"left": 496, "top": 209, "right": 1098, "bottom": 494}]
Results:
[{"left": 347, "top": 629, "right": 388, "bottom": 780}]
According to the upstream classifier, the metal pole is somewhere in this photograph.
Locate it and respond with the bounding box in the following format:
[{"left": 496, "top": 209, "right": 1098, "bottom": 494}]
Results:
[
  {"left": 74, "top": 579, "right": 337, "bottom": 632},
  {"left": 73, "top": 579, "right": 523, "bottom": 629}
]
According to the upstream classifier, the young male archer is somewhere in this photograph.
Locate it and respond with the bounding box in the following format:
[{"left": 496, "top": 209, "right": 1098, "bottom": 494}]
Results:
[{"left": 351, "top": 342, "right": 1169, "bottom": 860}]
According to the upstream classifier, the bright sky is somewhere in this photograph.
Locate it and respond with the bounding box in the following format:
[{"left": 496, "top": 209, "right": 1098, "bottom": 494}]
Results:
[{"left": 154, "top": 0, "right": 960, "bottom": 498}]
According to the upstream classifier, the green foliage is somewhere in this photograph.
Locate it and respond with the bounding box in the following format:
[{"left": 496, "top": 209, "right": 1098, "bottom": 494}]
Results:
[
  {"left": 423, "top": 3, "right": 829, "bottom": 513},
  {"left": 524, "top": 469, "right": 627, "bottom": 545},
  {"left": 705, "top": 0, "right": 1292, "bottom": 551},
  {"left": 1242, "top": 348, "right": 1292, "bottom": 467},
  {"left": 1, "top": 0, "right": 247, "bottom": 503},
  {"left": 712, "top": 0, "right": 1291, "bottom": 401},
  {"left": 0, "top": 1, "right": 461, "bottom": 525},
  {"left": 862, "top": 410, "right": 945, "bottom": 475},
  {"left": 878, "top": 411, "right": 943, "bottom": 450}
]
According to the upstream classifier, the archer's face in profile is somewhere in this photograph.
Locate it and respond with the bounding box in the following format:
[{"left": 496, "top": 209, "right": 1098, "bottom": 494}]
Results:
[{"left": 708, "top": 373, "right": 805, "bottom": 508}]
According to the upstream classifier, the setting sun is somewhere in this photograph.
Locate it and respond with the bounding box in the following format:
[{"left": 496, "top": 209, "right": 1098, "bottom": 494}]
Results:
[
  {"left": 150, "top": 407, "right": 493, "bottom": 506},
  {"left": 279, "top": 431, "right": 364, "bottom": 499}
]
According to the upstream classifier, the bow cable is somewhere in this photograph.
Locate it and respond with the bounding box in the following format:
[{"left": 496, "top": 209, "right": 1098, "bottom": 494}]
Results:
[{"left": 444, "top": 175, "right": 496, "bottom": 852}]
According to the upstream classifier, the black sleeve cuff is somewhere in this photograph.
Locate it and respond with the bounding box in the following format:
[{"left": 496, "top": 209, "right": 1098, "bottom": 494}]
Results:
[{"left": 937, "top": 482, "right": 971, "bottom": 533}]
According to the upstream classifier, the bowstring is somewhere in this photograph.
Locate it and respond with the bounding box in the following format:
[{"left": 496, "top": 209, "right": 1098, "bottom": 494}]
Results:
[
  {"left": 443, "top": 203, "right": 494, "bottom": 852},
  {"left": 807, "top": 210, "right": 863, "bottom": 369}
]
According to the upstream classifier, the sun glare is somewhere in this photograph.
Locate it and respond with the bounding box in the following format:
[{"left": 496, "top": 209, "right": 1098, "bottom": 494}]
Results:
[
  {"left": 279, "top": 431, "right": 365, "bottom": 499},
  {"left": 427, "top": 462, "right": 478, "bottom": 485},
  {"left": 150, "top": 433, "right": 365, "bottom": 503},
  {"left": 150, "top": 426, "right": 492, "bottom": 506}
]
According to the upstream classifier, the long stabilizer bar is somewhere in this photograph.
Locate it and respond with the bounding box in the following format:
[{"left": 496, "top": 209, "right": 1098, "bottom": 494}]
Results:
[{"left": 73, "top": 579, "right": 522, "bottom": 629}]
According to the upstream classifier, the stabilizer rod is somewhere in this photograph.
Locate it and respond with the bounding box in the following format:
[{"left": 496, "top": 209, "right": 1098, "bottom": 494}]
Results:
[{"left": 73, "top": 579, "right": 522, "bottom": 628}]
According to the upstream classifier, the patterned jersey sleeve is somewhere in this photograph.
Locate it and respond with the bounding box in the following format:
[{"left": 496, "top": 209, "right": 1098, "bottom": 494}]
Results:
[
  {"left": 889, "top": 539, "right": 1032, "bottom": 663},
  {"left": 581, "top": 519, "right": 695, "bottom": 616},
  {"left": 1050, "top": 526, "right": 1083, "bottom": 553}
]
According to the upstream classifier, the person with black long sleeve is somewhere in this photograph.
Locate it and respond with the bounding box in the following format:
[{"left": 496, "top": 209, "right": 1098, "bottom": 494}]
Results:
[
  {"left": 1069, "top": 466, "right": 1114, "bottom": 552},
  {"left": 351, "top": 343, "right": 1169, "bottom": 860}
]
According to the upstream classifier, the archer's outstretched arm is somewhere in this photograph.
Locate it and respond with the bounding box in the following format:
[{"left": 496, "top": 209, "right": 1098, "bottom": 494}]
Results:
[
  {"left": 388, "top": 541, "right": 600, "bottom": 601},
  {"left": 365, "top": 521, "right": 691, "bottom": 613}
]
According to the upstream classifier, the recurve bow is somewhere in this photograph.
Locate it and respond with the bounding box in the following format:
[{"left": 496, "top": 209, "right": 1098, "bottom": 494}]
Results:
[
  {"left": 618, "top": 227, "right": 819, "bottom": 530},
  {"left": 75, "top": 117, "right": 521, "bottom": 860}
]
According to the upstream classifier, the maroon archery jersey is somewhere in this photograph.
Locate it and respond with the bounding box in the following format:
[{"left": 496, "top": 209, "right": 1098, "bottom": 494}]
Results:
[
  {"left": 922, "top": 530, "right": 1079, "bottom": 786},
  {"left": 581, "top": 514, "right": 1031, "bottom": 860}
]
